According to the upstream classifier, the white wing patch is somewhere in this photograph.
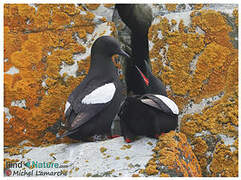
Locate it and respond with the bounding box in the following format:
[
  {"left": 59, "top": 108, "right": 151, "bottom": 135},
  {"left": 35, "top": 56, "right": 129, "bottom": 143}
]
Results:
[
  {"left": 64, "top": 101, "right": 71, "bottom": 114},
  {"left": 82, "top": 83, "right": 116, "bottom": 104},
  {"left": 154, "top": 95, "right": 179, "bottom": 115}
]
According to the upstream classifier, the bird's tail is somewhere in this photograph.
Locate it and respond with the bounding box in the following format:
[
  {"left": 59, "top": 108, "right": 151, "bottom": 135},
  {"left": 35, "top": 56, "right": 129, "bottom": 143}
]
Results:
[{"left": 56, "top": 128, "right": 79, "bottom": 140}]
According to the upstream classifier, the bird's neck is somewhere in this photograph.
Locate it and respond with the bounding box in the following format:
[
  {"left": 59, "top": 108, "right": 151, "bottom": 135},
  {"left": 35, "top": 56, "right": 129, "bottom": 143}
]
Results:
[
  {"left": 131, "top": 34, "right": 149, "bottom": 74},
  {"left": 88, "top": 54, "right": 117, "bottom": 80}
]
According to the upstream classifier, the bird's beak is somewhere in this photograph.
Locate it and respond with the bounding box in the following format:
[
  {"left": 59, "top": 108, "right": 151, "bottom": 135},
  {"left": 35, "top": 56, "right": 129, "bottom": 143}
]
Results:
[{"left": 118, "top": 49, "right": 130, "bottom": 58}]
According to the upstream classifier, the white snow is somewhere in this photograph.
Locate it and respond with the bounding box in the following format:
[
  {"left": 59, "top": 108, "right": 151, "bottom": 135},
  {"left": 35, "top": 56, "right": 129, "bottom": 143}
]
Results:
[
  {"left": 82, "top": 83, "right": 116, "bottom": 104},
  {"left": 154, "top": 95, "right": 179, "bottom": 114}
]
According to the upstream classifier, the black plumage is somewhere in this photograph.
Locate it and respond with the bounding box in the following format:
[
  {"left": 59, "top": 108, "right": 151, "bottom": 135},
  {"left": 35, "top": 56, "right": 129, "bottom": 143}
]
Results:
[
  {"left": 116, "top": 4, "right": 179, "bottom": 142},
  {"left": 59, "top": 36, "right": 129, "bottom": 141},
  {"left": 118, "top": 64, "right": 179, "bottom": 142},
  {"left": 115, "top": 4, "right": 153, "bottom": 95},
  {"left": 119, "top": 94, "right": 178, "bottom": 141}
]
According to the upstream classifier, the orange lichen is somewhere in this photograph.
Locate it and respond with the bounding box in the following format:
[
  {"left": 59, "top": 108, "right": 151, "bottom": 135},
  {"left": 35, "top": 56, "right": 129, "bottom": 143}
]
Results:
[
  {"left": 145, "top": 164, "right": 158, "bottom": 175},
  {"left": 132, "top": 174, "right": 140, "bottom": 177},
  {"left": 4, "top": 145, "right": 32, "bottom": 158},
  {"left": 4, "top": 4, "right": 113, "bottom": 147},
  {"left": 149, "top": 8, "right": 238, "bottom": 177},
  {"left": 150, "top": 9, "right": 237, "bottom": 110},
  {"left": 85, "top": 4, "right": 100, "bottom": 10},
  {"left": 165, "top": 4, "right": 177, "bottom": 12},
  {"left": 192, "top": 137, "right": 208, "bottom": 168},
  {"left": 100, "top": 17, "right": 107, "bottom": 23},
  {"left": 232, "top": 8, "right": 238, "bottom": 26},
  {"left": 160, "top": 173, "right": 170, "bottom": 177},
  {"left": 100, "top": 147, "right": 107, "bottom": 153},
  {"left": 145, "top": 131, "right": 201, "bottom": 177},
  {"left": 103, "top": 4, "right": 114, "bottom": 8},
  {"left": 209, "top": 142, "right": 238, "bottom": 177},
  {"left": 52, "top": 11, "right": 71, "bottom": 28},
  {"left": 194, "top": 4, "right": 204, "bottom": 10},
  {"left": 171, "top": 19, "right": 177, "bottom": 26}
]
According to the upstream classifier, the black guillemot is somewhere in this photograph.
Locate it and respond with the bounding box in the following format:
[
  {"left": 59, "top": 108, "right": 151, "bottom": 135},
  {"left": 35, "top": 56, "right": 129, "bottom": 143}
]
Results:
[
  {"left": 118, "top": 63, "right": 179, "bottom": 143},
  {"left": 116, "top": 4, "right": 179, "bottom": 143},
  {"left": 59, "top": 36, "right": 129, "bottom": 141}
]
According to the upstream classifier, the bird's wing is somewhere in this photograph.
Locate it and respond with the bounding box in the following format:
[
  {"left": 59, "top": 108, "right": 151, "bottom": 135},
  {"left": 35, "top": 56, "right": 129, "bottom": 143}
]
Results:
[
  {"left": 63, "top": 82, "right": 116, "bottom": 133},
  {"left": 139, "top": 94, "right": 179, "bottom": 115}
]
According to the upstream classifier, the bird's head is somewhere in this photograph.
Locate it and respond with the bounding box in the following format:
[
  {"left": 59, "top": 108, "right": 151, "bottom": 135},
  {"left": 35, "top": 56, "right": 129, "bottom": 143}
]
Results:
[{"left": 91, "top": 36, "right": 129, "bottom": 59}]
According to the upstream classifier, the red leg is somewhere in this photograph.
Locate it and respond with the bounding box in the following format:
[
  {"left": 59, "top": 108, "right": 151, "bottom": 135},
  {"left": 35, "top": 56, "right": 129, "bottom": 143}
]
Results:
[
  {"left": 125, "top": 138, "right": 132, "bottom": 143},
  {"left": 154, "top": 134, "right": 160, "bottom": 138}
]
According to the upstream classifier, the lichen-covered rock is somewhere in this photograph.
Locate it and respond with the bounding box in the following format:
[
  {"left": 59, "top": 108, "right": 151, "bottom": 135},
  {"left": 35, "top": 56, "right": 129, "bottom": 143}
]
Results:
[
  {"left": 114, "top": 4, "right": 238, "bottom": 177},
  {"left": 4, "top": 3, "right": 239, "bottom": 177},
  {"left": 144, "top": 131, "right": 202, "bottom": 177},
  {"left": 147, "top": 4, "right": 238, "bottom": 177},
  {"left": 4, "top": 4, "right": 117, "bottom": 146}
]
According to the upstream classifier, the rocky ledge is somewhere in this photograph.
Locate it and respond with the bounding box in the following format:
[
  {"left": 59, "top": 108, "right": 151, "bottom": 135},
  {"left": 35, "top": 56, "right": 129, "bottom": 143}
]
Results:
[{"left": 4, "top": 131, "right": 201, "bottom": 177}]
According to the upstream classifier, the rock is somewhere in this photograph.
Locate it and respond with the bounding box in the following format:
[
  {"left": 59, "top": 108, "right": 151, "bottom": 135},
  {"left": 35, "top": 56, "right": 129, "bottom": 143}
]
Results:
[
  {"left": 4, "top": 3, "right": 239, "bottom": 177},
  {"left": 4, "top": 133, "right": 202, "bottom": 177},
  {"left": 147, "top": 4, "right": 238, "bottom": 177},
  {"left": 4, "top": 137, "right": 157, "bottom": 177},
  {"left": 4, "top": 4, "right": 117, "bottom": 146},
  {"left": 144, "top": 131, "right": 202, "bottom": 177},
  {"left": 115, "top": 4, "right": 238, "bottom": 177}
]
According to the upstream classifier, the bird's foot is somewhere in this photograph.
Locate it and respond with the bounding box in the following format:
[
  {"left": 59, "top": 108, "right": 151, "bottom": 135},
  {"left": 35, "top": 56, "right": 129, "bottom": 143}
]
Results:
[
  {"left": 107, "top": 134, "right": 121, "bottom": 139},
  {"left": 124, "top": 136, "right": 136, "bottom": 143},
  {"left": 154, "top": 134, "right": 160, "bottom": 139},
  {"left": 154, "top": 133, "right": 165, "bottom": 139}
]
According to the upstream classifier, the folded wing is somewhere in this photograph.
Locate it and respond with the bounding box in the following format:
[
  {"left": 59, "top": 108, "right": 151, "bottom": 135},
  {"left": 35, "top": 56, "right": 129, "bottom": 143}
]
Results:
[
  {"left": 60, "top": 83, "right": 116, "bottom": 138},
  {"left": 139, "top": 94, "right": 179, "bottom": 115}
]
